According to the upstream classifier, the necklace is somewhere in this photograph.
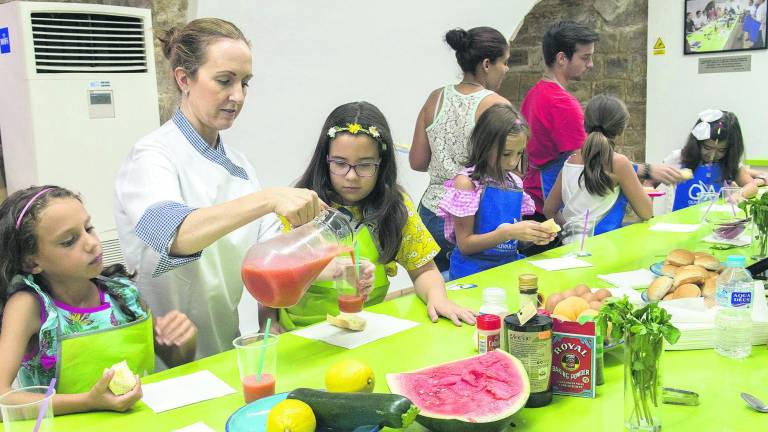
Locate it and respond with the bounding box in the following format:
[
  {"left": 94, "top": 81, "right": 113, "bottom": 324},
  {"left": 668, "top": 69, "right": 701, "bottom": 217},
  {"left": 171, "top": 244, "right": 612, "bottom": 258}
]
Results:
[{"left": 459, "top": 81, "right": 485, "bottom": 88}]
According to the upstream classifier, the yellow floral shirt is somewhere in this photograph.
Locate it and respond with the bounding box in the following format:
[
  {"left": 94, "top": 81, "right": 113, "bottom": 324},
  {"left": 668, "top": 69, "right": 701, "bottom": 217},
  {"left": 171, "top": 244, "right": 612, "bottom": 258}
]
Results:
[{"left": 334, "top": 193, "right": 439, "bottom": 275}]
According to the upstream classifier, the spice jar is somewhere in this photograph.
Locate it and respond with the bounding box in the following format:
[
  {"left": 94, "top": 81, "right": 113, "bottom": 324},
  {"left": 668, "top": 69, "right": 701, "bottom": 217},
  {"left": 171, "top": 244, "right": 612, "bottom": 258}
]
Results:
[{"left": 476, "top": 314, "right": 501, "bottom": 353}]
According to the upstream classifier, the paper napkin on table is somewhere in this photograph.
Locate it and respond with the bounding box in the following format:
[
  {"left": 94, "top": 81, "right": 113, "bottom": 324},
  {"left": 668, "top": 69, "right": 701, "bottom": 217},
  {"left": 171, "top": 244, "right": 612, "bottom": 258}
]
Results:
[
  {"left": 649, "top": 223, "right": 702, "bottom": 233},
  {"left": 292, "top": 311, "right": 419, "bottom": 349},
  {"left": 661, "top": 282, "right": 768, "bottom": 350},
  {"left": 597, "top": 269, "right": 657, "bottom": 289},
  {"left": 527, "top": 257, "right": 593, "bottom": 271},
  {"left": 173, "top": 422, "right": 217, "bottom": 432},
  {"left": 141, "top": 370, "right": 236, "bottom": 413}
]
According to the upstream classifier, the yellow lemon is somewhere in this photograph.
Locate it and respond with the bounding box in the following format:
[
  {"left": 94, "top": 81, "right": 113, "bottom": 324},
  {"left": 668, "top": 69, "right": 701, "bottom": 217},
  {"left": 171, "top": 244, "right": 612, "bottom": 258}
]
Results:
[
  {"left": 266, "top": 399, "right": 316, "bottom": 432},
  {"left": 325, "top": 358, "right": 375, "bottom": 393}
]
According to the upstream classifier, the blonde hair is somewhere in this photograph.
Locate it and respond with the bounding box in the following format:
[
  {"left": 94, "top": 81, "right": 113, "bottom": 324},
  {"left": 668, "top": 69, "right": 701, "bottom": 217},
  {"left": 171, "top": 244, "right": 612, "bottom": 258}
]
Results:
[{"left": 158, "top": 18, "right": 249, "bottom": 87}]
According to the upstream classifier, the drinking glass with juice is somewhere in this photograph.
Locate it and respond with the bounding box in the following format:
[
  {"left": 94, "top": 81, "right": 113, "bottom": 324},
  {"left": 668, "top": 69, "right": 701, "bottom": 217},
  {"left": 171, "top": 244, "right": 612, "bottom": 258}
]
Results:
[
  {"left": 232, "top": 333, "right": 278, "bottom": 403},
  {"left": 335, "top": 257, "right": 370, "bottom": 313}
]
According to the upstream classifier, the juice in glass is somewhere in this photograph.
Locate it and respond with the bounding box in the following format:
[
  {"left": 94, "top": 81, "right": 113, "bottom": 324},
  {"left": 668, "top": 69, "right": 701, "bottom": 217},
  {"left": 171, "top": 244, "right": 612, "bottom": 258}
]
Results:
[{"left": 242, "top": 373, "right": 276, "bottom": 403}]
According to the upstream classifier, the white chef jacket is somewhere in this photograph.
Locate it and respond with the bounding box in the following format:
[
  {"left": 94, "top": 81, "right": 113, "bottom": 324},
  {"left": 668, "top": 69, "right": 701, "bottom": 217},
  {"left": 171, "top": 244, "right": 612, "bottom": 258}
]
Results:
[{"left": 115, "top": 109, "right": 281, "bottom": 361}]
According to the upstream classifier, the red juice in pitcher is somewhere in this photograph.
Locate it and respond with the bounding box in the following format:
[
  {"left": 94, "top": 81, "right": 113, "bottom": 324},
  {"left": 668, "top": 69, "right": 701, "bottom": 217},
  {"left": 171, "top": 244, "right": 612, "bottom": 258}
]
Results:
[{"left": 241, "top": 245, "right": 348, "bottom": 308}]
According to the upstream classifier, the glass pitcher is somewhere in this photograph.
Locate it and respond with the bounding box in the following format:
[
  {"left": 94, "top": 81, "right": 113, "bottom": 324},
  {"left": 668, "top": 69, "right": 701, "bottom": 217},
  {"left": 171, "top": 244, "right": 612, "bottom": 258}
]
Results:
[{"left": 241, "top": 208, "right": 354, "bottom": 308}]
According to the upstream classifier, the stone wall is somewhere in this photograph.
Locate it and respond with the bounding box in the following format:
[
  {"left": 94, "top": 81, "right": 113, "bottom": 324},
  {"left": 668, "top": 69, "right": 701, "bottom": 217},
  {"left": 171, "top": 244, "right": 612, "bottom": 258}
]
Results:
[
  {"left": 500, "top": 0, "right": 648, "bottom": 162},
  {"left": 0, "top": 0, "right": 186, "bottom": 201}
]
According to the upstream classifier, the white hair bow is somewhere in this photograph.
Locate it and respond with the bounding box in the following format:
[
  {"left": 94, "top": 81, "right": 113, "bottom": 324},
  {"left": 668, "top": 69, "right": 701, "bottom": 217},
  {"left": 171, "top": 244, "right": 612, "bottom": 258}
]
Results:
[{"left": 691, "top": 109, "right": 723, "bottom": 141}]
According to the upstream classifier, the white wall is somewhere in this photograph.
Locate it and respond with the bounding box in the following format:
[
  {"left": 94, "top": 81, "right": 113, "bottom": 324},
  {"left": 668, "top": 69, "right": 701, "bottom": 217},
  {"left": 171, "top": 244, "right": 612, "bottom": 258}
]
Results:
[{"left": 646, "top": 0, "right": 767, "bottom": 166}]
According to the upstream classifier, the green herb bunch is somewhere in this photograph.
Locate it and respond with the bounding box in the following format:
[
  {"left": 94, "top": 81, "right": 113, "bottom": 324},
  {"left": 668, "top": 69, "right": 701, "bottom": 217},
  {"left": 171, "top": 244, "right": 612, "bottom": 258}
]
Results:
[
  {"left": 597, "top": 297, "right": 681, "bottom": 430},
  {"left": 739, "top": 192, "right": 768, "bottom": 258}
]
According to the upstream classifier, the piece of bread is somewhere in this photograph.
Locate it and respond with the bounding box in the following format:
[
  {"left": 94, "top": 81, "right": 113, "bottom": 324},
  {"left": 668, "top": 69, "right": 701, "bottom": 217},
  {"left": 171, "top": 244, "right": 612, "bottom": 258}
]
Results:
[
  {"left": 662, "top": 292, "right": 677, "bottom": 301},
  {"left": 648, "top": 276, "right": 674, "bottom": 301},
  {"left": 680, "top": 265, "right": 709, "bottom": 280},
  {"left": 673, "top": 267, "right": 706, "bottom": 287},
  {"left": 107, "top": 360, "right": 137, "bottom": 396},
  {"left": 667, "top": 249, "right": 694, "bottom": 266},
  {"left": 694, "top": 253, "right": 720, "bottom": 271},
  {"left": 702, "top": 276, "right": 717, "bottom": 298},
  {"left": 675, "top": 283, "right": 702, "bottom": 298},
  {"left": 679, "top": 168, "right": 693, "bottom": 180},
  {"left": 541, "top": 218, "right": 562, "bottom": 233},
  {"left": 326, "top": 313, "right": 366, "bottom": 331},
  {"left": 661, "top": 264, "right": 680, "bottom": 276}
]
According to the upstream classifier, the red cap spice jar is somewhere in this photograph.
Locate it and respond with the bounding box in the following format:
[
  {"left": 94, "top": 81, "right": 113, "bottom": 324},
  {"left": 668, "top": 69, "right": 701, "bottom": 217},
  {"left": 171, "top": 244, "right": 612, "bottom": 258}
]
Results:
[{"left": 476, "top": 314, "right": 501, "bottom": 353}]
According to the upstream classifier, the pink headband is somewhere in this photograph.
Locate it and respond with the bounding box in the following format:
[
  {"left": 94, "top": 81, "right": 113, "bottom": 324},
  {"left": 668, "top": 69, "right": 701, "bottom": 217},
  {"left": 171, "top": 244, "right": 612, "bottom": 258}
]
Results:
[{"left": 15, "top": 188, "right": 52, "bottom": 230}]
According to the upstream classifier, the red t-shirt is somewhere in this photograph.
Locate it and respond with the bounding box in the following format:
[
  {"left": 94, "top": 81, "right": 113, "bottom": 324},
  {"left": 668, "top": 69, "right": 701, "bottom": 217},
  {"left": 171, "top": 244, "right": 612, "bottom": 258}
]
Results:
[{"left": 520, "top": 80, "right": 586, "bottom": 213}]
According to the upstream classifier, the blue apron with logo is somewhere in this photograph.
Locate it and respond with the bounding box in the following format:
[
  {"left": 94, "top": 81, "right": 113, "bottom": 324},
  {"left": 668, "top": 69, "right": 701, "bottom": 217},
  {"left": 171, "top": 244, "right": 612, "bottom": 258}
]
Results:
[
  {"left": 449, "top": 185, "right": 524, "bottom": 280},
  {"left": 539, "top": 153, "right": 570, "bottom": 201},
  {"left": 673, "top": 164, "right": 722, "bottom": 211}
]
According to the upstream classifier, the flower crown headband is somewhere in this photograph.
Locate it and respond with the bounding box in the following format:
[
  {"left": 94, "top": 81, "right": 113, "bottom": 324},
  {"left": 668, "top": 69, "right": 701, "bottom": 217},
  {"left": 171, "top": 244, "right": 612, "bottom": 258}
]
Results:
[{"left": 327, "top": 123, "right": 387, "bottom": 150}]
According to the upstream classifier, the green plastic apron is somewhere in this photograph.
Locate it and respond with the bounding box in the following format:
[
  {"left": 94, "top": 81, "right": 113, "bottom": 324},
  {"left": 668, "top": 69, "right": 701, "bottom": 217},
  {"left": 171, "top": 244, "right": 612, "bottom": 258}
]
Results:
[
  {"left": 56, "top": 313, "right": 155, "bottom": 394},
  {"left": 279, "top": 226, "right": 390, "bottom": 331}
]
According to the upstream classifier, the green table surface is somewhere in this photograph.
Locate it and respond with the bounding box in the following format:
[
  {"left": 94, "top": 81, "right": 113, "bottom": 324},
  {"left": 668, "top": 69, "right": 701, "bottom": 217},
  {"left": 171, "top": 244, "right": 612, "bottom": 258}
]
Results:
[
  {"left": 687, "top": 19, "right": 738, "bottom": 52},
  {"left": 54, "top": 205, "right": 767, "bottom": 431}
]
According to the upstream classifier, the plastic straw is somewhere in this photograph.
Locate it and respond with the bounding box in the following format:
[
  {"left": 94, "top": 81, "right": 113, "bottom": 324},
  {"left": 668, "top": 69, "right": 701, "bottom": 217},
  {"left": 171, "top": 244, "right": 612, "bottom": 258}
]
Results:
[
  {"left": 256, "top": 318, "right": 272, "bottom": 382},
  {"left": 33, "top": 377, "right": 56, "bottom": 432},
  {"left": 354, "top": 240, "right": 361, "bottom": 287},
  {"left": 579, "top": 209, "right": 590, "bottom": 253}
]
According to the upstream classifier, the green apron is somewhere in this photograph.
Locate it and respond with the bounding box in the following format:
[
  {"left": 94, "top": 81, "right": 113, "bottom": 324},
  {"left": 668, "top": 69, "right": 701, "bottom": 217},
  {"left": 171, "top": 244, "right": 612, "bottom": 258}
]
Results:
[
  {"left": 56, "top": 313, "right": 155, "bottom": 394},
  {"left": 279, "top": 225, "right": 390, "bottom": 331}
]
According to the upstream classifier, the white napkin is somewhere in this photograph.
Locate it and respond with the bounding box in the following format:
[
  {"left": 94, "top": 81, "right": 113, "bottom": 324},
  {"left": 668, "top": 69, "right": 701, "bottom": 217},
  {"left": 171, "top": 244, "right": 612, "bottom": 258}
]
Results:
[
  {"left": 173, "top": 422, "right": 217, "bottom": 432},
  {"left": 649, "top": 223, "right": 702, "bottom": 233},
  {"left": 292, "top": 311, "right": 419, "bottom": 349},
  {"left": 528, "top": 257, "right": 593, "bottom": 271},
  {"left": 604, "top": 287, "right": 645, "bottom": 305},
  {"left": 701, "top": 233, "right": 751, "bottom": 246},
  {"left": 141, "top": 370, "right": 236, "bottom": 413},
  {"left": 598, "top": 269, "right": 657, "bottom": 289}
]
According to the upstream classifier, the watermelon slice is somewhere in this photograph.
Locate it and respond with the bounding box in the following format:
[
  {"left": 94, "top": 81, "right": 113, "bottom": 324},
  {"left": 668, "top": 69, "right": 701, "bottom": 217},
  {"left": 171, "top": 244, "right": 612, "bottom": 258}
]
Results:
[{"left": 386, "top": 350, "right": 530, "bottom": 432}]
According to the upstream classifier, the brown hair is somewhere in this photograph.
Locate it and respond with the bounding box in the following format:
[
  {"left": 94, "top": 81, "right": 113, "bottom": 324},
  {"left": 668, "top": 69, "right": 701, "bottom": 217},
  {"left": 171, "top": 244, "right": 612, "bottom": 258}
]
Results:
[
  {"left": 158, "top": 18, "right": 249, "bottom": 86},
  {"left": 579, "top": 94, "right": 629, "bottom": 196},
  {"left": 465, "top": 104, "right": 528, "bottom": 184}
]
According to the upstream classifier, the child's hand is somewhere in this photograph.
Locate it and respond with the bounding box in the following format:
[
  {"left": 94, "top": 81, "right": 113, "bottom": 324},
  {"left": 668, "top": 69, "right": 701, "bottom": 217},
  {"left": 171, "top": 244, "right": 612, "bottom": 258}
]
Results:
[
  {"left": 501, "top": 221, "right": 555, "bottom": 245},
  {"left": 426, "top": 295, "right": 477, "bottom": 326},
  {"left": 356, "top": 259, "right": 375, "bottom": 297},
  {"left": 649, "top": 164, "right": 685, "bottom": 185},
  {"left": 87, "top": 369, "right": 142, "bottom": 412}
]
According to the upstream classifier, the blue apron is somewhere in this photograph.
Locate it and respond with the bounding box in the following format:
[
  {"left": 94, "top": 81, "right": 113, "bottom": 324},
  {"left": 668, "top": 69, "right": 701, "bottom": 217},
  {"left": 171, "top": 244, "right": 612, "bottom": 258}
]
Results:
[
  {"left": 449, "top": 185, "right": 524, "bottom": 280},
  {"left": 593, "top": 190, "right": 629, "bottom": 236},
  {"left": 539, "top": 153, "right": 570, "bottom": 201},
  {"left": 673, "top": 164, "right": 722, "bottom": 211}
]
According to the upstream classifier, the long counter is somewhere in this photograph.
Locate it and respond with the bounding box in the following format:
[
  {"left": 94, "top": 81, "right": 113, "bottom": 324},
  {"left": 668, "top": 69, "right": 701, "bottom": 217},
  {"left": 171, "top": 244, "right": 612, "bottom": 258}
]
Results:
[{"left": 54, "top": 204, "right": 767, "bottom": 431}]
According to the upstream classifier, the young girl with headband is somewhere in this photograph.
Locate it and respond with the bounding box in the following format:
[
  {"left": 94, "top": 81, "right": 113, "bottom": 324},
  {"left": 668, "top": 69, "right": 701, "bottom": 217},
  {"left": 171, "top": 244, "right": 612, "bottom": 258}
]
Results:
[{"left": 0, "top": 186, "right": 196, "bottom": 414}]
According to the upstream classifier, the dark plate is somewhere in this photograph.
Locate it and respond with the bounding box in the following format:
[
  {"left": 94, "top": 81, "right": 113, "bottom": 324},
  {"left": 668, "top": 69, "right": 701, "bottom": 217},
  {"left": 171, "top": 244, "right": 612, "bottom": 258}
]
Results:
[{"left": 226, "top": 392, "right": 381, "bottom": 432}]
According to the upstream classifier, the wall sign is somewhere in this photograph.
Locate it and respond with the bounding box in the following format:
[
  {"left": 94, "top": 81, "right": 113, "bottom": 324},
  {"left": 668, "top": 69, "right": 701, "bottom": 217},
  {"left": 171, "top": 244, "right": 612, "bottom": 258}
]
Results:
[
  {"left": 0, "top": 27, "right": 10, "bottom": 54},
  {"left": 698, "top": 55, "right": 751, "bottom": 74}
]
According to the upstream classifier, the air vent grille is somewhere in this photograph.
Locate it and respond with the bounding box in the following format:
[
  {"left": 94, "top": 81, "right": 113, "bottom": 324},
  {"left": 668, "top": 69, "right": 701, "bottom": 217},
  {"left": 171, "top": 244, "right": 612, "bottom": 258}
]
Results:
[{"left": 31, "top": 12, "right": 147, "bottom": 73}]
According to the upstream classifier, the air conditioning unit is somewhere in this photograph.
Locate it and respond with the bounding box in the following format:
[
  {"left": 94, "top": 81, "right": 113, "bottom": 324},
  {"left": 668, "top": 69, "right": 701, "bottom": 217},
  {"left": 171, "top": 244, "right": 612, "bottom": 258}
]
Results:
[{"left": 0, "top": 1, "right": 159, "bottom": 267}]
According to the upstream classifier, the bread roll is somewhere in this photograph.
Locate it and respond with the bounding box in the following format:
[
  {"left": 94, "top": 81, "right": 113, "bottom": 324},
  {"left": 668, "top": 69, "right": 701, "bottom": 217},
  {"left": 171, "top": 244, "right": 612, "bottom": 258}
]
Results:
[
  {"left": 702, "top": 276, "right": 717, "bottom": 298},
  {"left": 680, "top": 265, "right": 709, "bottom": 280},
  {"left": 673, "top": 267, "right": 706, "bottom": 287},
  {"left": 648, "top": 276, "right": 674, "bottom": 301},
  {"left": 694, "top": 253, "right": 720, "bottom": 271},
  {"left": 667, "top": 249, "right": 694, "bottom": 266},
  {"left": 661, "top": 264, "right": 680, "bottom": 276},
  {"left": 675, "top": 283, "right": 702, "bottom": 298},
  {"left": 541, "top": 218, "right": 562, "bottom": 233},
  {"left": 662, "top": 292, "right": 677, "bottom": 301}
]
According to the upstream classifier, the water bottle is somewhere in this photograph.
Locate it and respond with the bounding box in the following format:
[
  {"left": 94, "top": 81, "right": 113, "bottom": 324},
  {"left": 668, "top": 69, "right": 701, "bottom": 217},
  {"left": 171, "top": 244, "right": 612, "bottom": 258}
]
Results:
[{"left": 714, "top": 255, "right": 754, "bottom": 359}]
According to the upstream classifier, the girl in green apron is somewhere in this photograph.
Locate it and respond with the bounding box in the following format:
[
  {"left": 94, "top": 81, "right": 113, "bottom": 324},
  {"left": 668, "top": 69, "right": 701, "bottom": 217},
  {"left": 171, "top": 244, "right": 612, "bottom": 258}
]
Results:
[
  {"left": 278, "top": 101, "right": 476, "bottom": 330},
  {"left": 0, "top": 186, "right": 197, "bottom": 415}
]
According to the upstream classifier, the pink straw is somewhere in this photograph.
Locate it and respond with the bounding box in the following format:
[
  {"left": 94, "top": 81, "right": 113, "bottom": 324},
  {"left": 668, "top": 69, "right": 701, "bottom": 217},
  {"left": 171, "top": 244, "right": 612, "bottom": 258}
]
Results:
[
  {"left": 579, "top": 209, "right": 590, "bottom": 253},
  {"left": 33, "top": 377, "right": 56, "bottom": 432}
]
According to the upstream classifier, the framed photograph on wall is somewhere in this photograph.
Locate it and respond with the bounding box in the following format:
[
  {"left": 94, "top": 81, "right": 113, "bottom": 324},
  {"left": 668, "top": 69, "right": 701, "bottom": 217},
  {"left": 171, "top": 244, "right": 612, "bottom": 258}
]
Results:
[{"left": 684, "top": 0, "right": 767, "bottom": 54}]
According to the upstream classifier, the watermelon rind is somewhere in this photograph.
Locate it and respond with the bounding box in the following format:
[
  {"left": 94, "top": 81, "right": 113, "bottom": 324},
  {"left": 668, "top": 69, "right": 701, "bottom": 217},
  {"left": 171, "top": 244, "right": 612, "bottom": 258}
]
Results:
[{"left": 385, "top": 350, "right": 530, "bottom": 432}]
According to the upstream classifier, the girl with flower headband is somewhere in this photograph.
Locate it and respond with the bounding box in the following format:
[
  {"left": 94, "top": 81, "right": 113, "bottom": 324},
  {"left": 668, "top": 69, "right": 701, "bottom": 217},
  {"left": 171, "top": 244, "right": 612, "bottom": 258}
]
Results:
[
  {"left": 661, "top": 109, "right": 766, "bottom": 211},
  {"left": 0, "top": 186, "right": 196, "bottom": 414},
  {"left": 282, "top": 101, "right": 475, "bottom": 330},
  {"left": 544, "top": 95, "right": 652, "bottom": 244},
  {"left": 439, "top": 104, "right": 555, "bottom": 279}
]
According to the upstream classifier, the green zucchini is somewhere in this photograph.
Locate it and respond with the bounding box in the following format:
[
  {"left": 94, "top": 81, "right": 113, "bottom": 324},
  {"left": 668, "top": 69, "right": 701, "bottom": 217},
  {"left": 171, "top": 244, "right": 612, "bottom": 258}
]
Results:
[{"left": 286, "top": 388, "right": 419, "bottom": 430}]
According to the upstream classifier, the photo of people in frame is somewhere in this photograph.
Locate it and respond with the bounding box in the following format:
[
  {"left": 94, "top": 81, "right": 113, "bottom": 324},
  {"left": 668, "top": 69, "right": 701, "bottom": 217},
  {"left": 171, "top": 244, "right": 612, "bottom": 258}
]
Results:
[{"left": 684, "top": 0, "right": 767, "bottom": 54}]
